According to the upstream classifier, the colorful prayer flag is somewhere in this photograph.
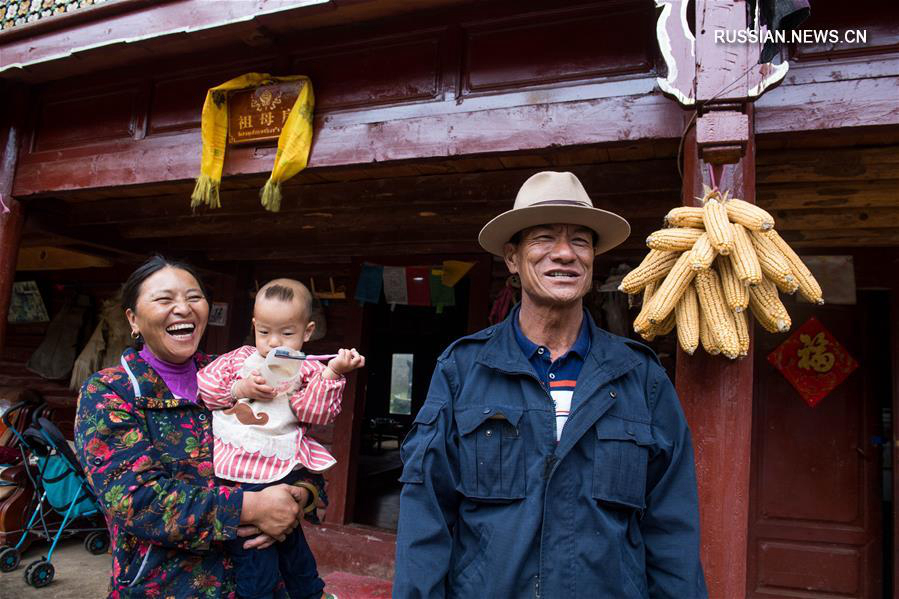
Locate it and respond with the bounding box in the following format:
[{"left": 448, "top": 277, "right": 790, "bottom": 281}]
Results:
[
  {"left": 406, "top": 267, "right": 431, "bottom": 306},
  {"left": 382, "top": 266, "right": 408, "bottom": 306},
  {"left": 354, "top": 263, "right": 383, "bottom": 304},
  {"left": 429, "top": 270, "right": 456, "bottom": 313},
  {"left": 441, "top": 260, "right": 475, "bottom": 287}
]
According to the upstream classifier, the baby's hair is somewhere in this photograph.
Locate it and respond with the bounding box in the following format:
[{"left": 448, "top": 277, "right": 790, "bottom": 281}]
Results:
[
  {"left": 263, "top": 284, "right": 294, "bottom": 303},
  {"left": 256, "top": 278, "right": 313, "bottom": 319}
]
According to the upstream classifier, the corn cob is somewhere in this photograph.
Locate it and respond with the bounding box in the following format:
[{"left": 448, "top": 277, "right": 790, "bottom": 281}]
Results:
[
  {"left": 656, "top": 309, "right": 676, "bottom": 335},
  {"left": 762, "top": 230, "right": 825, "bottom": 304},
  {"left": 636, "top": 280, "right": 659, "bottom": 335},
  {"left": 633, "top": 289, "right": 653, "bottom": 334},
  {"left": 734, "top": 309, "right": 750, "bottom": 357},
  {"left": 664, "top": 206, "right": 705, "bottom": 229},
  {"left": 702, "top": 197, "right": 735, "bottom": 255},
  {"left": 643, "top": 279, "right": 658, "bottom": 304},
  {"left": 675, "top": 283, "right": 700, "bottom": 355},
  {"left": 717, "top": 255, "right": 748, "bottom": 312},
  {"left": 646, "top": 227, "right": 704, "bottom": 252},
  {"left": 749, "top": 229, "right": 799, "bottom": 294},
  {"left": 640, "top": 309, "right": 676, "bottom": 342},
  {"left": 688, "top": 232, "right": 717, "bottom": 271},
  {"left": 748, "top": 277, "right": 792, "bottom": 333},
  {"left": 641, "top": 251, "right": 696, "bottom": 325},
  {"left": 694, "top": 268, "right": 740, "bottom": 359},
  {"left": 725, "top": 198, "right": 774, "bottom": 231},
  {"left": 699, "top": 313, "right": 720, "bottom": 355},
  {"left": 633, "top": 303, "right": 652, "bottom": 334},
  {"left": 730, "top": 224, "right": 763, "bottom": 286},
  {"left": 619, "top": 250, "right": 679, "bottom": 294}
]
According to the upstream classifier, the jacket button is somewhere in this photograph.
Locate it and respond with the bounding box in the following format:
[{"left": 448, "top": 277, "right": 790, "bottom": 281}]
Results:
[
  {"left": 93, "top": 457, "right": 103, "bottom": 465},
  {"left": 198, "top": 413, "right": 207, "bottom": 421},
  {"left": 609, "top": 391, "right": 617, "bottom": 398},
  {"left": 483, "top": 407, "right": 491, "bottom": 414},
  {"left": 485, "top": 429, "right": 493, "bottom": 437}
]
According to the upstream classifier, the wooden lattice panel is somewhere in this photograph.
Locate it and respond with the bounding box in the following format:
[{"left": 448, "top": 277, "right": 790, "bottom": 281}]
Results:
[{"left": 1, "top": 0, "right": 108, "bottom": 31}]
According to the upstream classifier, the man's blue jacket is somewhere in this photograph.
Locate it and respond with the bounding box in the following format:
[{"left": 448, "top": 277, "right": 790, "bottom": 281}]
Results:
[{"left": 393, "top": 311, "right": 708, "bottom": 598}]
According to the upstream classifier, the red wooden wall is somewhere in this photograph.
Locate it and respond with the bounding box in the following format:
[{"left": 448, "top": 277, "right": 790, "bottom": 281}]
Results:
[{"left": 9, "top": 0, "right": 667, "bottom": 197}]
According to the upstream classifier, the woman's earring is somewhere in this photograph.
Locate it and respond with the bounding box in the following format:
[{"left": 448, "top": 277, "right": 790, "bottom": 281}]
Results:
[{"left": 131, "top": 330, "right": 140, "bottom": 340}]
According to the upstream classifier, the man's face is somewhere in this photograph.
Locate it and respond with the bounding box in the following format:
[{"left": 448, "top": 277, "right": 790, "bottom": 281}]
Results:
[{"left": 503, "top": 224, "right": 595, "bottom": 308}]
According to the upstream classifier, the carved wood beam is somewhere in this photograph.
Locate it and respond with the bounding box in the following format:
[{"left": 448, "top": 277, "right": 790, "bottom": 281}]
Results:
[{"left": 656, "top": 0, "right": 788, "bottom": 165}]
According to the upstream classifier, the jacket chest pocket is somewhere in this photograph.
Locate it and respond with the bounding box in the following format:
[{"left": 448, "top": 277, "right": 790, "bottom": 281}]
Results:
[
  {"left": 455, "top": 407, "right": 525, "bottom": 500},
  {"left": 593, "top": 416, "right": 654, "bottom": 510}
]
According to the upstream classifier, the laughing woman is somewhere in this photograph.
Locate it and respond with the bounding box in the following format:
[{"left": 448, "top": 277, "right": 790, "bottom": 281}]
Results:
[{"left": 75, "top": 256, "right": 311, "bottom": 598}]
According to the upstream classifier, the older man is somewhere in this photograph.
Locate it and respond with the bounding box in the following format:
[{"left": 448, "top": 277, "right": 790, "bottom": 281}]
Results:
[{"left": 393, "top": 172, "right": 707, "bottom": 598}]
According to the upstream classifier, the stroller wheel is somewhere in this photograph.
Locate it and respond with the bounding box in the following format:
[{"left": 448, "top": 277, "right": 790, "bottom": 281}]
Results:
[
  {"left": 24, "top": 558, "right": 54, "bottom": 588},
  {"left": 84, "top": 531, "right": 110, "bottom": 555},
  {"left": 0, "top": 546, "right": 20, "bottom": 571}
]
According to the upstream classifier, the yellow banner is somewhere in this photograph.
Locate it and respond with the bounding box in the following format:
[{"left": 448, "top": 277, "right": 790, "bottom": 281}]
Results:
[{"left": 191, "top": 73, "right": 314, "bottom": 212}]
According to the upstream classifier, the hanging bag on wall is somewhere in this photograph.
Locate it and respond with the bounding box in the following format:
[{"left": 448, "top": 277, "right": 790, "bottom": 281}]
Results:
[
  {"left": 26, "top": 295, "right": 92, "bottom": 380},
  {"left": 69, "top": 299, "right": 132, "bottom": 391}
]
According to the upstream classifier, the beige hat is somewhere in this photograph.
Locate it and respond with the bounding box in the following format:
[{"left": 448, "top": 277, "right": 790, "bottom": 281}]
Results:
[{"left": 478, "top": 171, "right": 631, "bottom": 256}]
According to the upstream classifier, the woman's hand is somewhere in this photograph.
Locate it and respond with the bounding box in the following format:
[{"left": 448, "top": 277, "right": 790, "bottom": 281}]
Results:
[
  {"left": 237, "top": 526, "right": 278, "bottom": 550},
  {"left": 233, "top": 370, "right": 276, "bottom": 402},
  {"left": 238, "top": 485, "right": 324, "bottom": 549},
  {"left": 241, "top": 484, "right": 309, "bottom": 537}
]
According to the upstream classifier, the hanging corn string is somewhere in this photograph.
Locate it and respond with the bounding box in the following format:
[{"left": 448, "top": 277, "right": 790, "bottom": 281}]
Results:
[{"left": 619, "top": 186, "right": 824, "bottom": 358}]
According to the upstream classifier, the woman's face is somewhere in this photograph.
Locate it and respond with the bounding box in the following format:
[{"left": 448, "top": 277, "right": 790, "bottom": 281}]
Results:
[{"left": 125, "top": 267, "right": 209, "bottom": 364}]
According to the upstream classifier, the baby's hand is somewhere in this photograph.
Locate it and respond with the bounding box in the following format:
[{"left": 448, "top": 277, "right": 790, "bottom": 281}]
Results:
[
  {"left": 324, "top": 348, "right": 365, "bottom": 378},
  {"left": 233, "top": 370, "right": 277, "bottom": 401}
]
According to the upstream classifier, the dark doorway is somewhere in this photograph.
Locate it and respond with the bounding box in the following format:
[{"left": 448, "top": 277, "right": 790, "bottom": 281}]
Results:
[{"left": 352, "top": 277, "right": 470, "bottom": 530}]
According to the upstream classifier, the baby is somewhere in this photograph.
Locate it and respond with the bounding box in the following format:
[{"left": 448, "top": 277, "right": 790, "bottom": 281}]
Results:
[{"left": 198, "top": 278, "right": 364, "bottom": 599}]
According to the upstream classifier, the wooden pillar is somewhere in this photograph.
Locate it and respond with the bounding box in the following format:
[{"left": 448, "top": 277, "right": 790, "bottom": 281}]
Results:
[
  {"left": 0, "top": 82, "right": 27, "bottom": 355},
  {"left": 891, "top": 269, "right": 899, "bottom": 587},
  {"left": 656, "top": 0, "right": 791, "bottom": 592},
  {"left": 676, "top": 107, "right": 755, "bottom": 598},
  {"left": 325, "top": 258, "right": 368, "bottom": 524}
]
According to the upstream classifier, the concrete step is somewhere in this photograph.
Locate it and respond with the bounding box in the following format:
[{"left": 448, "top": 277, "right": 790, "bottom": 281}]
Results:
[{"left": 322, "top": 570, "right": 393, "bottom": 598}]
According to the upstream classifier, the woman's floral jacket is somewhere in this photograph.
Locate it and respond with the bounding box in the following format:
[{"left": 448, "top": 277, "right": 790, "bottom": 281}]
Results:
[{"left": 75, "top": 348, "right": 290, "bottom": 599}]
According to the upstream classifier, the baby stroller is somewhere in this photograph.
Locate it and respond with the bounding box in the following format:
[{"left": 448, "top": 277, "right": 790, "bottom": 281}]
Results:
[{"left": 0, "top": 400, "right": 108, "bottom": 587}]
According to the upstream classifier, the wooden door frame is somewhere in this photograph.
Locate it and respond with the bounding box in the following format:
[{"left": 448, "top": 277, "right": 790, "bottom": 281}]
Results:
[
  {"left": 891, "top": 279, "right": 899, "bottom": 593},
  {"left": 326, "top": 252, "right": 492, "bottom": 525}
]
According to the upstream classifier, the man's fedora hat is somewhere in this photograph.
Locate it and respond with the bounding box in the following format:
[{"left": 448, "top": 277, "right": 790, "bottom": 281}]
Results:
[{"left": 478, "top": 171, "right": 631, "bottom": 256}]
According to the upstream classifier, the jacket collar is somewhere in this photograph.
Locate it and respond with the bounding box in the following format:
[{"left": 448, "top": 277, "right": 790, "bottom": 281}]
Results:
[
  {"left": 120, "top": 347, "right": 212, "bottom": 409},
  {"left": 477, "top": 306, "right": 640, "bottom": 384},
  {"left": 512, "top": 304, "right": 592, "bottom": 362}
]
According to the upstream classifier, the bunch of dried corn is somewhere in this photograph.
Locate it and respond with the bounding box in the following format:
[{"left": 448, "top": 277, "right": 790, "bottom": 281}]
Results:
[{"left": 620, "top": 187, "right": 824, "bottom": 358}]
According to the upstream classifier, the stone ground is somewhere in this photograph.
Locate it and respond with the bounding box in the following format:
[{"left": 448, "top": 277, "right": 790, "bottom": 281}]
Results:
[
  {"left": 0, "top": 536, "right": 108, "bottom": 599},
  {"left": 0, "top": 537, "right": 392, "bottom": 598}
]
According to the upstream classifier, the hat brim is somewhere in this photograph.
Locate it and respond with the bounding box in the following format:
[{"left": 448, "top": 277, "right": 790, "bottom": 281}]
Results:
[{"left": 478, "top": 204, "right": 631, "bottom": 257}]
